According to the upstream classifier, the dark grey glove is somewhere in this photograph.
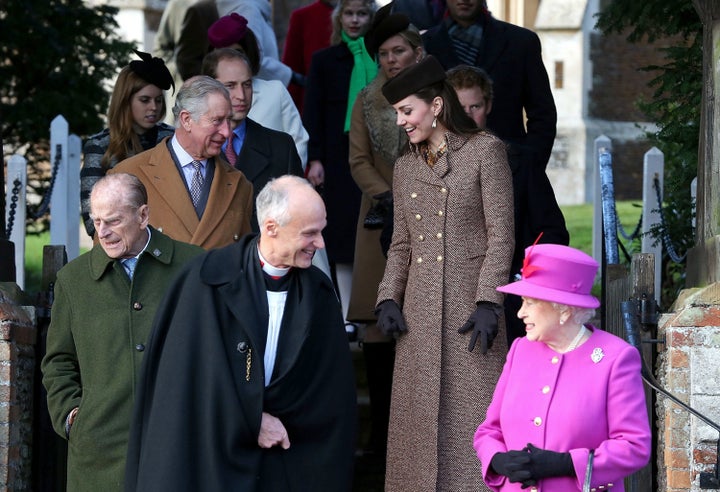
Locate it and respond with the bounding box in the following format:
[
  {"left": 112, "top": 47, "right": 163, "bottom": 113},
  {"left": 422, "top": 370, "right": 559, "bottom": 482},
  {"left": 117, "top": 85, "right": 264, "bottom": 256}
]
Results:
[
  {"left": 525, "top": 443, "right": 575, "bottom": 480},
  {"left": 374, "top": 300, "right": 407, "bottom": 337},
  {"left": 457, "top": 301, "right": 502, "bottom": 354},
  {"left": 490, "top": 450, "right": 533, "bottom": 485}
]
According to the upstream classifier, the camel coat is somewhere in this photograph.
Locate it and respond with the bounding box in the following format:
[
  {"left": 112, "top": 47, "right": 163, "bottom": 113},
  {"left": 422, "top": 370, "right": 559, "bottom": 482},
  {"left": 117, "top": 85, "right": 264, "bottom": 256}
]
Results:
[
  {"left": 110, "top": 138, "right": 253, "bottom": 250},
  {"left": 377, "top": 131, "right": 515, "bottom": 492},
  {"left": 347, "top": 75, "right": 407, "bottom": 327}
]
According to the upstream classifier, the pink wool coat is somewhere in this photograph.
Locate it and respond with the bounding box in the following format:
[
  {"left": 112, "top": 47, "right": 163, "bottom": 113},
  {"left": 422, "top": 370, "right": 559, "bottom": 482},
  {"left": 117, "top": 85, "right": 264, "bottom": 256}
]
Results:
[{"left": 474, "top": 326, "right": 651, "bottom": 492}]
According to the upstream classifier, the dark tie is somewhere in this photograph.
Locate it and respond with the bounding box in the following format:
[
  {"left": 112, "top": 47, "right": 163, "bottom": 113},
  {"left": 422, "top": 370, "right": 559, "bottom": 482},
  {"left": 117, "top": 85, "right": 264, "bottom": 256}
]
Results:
[
  {"left": 224, "top": 132, "right": 237, "bottom": 166},
  {"left": 190, "top": 160, "right": 204, "bottom": 207}
]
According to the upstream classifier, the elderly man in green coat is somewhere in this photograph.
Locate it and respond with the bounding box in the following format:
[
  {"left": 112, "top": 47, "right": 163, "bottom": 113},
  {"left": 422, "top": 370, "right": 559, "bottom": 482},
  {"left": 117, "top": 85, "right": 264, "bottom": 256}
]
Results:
[{"left": 41, "top": 173, "right": 203, "bottom": 491}]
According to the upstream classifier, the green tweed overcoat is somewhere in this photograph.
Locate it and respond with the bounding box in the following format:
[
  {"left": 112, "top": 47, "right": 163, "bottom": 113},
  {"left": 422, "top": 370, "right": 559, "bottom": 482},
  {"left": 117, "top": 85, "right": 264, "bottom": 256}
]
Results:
[{"left": 41, "top": 228, "right": 203, "bottom": 492}]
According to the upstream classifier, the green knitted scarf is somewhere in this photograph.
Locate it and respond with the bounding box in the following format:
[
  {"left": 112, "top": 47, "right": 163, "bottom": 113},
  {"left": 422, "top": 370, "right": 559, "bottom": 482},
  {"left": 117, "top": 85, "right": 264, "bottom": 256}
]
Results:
[{"left": 343, "top": 31, "right": 378, "bottom": 132}]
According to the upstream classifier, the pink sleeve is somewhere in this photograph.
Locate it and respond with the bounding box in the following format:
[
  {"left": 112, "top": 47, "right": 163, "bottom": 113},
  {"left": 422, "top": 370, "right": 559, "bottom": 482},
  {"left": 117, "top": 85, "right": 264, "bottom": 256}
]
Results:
[{"left": 570, "top": 344, "right": 651, "bottom": 488}]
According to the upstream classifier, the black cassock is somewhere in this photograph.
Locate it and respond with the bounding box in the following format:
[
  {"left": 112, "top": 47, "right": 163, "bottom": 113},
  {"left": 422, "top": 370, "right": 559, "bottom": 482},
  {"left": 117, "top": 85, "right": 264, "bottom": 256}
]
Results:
[{"left": 125, "top": 235, "right": 357, "bottom": 492}]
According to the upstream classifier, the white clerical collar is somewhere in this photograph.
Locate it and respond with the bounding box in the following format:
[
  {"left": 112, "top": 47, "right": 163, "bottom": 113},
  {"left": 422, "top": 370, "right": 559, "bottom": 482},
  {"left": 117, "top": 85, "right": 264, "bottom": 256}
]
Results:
[{"left": 257, "top": 247, "right": 291, "bottom": 278}]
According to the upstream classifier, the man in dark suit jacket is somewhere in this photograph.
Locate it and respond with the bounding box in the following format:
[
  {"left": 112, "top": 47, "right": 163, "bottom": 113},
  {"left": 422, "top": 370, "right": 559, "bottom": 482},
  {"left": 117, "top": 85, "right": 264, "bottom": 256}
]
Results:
[
  {"left": 110, "top": 76, "right": 254, "bottom": 250},
  {"left": 422, "top": 0, "right": 557, "bottom": 170},
  {"left": 202, "top": 48, "right": 304, "bottom": 230}
]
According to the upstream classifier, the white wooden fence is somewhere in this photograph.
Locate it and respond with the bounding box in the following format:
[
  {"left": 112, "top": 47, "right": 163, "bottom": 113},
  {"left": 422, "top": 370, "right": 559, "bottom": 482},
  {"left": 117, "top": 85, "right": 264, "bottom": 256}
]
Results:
[
  {"left": 592, "top": 134, "right": 674, "bottom": 303},
  {"left": 4, "top": 115, "right": 80, "bottom": 289}
]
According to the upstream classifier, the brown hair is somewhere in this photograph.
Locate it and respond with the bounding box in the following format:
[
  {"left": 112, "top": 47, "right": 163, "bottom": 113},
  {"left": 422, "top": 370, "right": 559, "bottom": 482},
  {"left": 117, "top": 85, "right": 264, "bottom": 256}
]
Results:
[
  {"left": 100, "top": 66, "right": 167, "bottom": 170},
  {"left": 102, "top": 66, "right": 167, "bottom": 169},
  {"left": 201, "top": 48, "right": 253, "bottom": 80},
  {"left": 446, "top": 64, "right": 494, "bottom": 102},
  {"left": 414, "top": 81, "right": 479, "bottom": 137}
]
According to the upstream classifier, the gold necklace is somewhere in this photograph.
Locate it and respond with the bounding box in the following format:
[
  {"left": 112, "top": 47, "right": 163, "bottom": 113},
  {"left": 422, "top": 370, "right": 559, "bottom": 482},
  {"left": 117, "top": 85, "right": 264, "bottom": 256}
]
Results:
[{"left": 422, "top": 139, "right": 447, "bottom": 168}]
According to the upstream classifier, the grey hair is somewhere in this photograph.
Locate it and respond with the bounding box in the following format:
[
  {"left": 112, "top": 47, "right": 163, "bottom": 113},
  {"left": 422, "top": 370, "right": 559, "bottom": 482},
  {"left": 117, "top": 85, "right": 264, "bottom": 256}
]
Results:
[
  {"left": 91, "top": 173, "right": 148, "bottom": 211},
  {"left": 550, "top": 302, "right": 596, "bottom": 325},
  {"left": 256, "top": 175, "right": 314, "bottom": 227},
  {"left": 172, "top": 75, "right": 230, "bottom": 122}
]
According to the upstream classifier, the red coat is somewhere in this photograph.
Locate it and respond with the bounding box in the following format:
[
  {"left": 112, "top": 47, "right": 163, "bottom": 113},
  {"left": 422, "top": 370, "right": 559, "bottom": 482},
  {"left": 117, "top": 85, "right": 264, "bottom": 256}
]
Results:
[{"left": 281, "top": 0, "right": 333, "bottom": 112}]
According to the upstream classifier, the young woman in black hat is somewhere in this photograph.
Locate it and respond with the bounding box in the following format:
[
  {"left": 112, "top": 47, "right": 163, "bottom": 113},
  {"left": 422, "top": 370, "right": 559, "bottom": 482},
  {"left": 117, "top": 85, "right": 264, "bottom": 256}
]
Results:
[
  {"left": 375, "top": 55, "right": 515, "bottom": 492},
  {"left": 80, "top": 50, "right": 175, "bottom": 237}
]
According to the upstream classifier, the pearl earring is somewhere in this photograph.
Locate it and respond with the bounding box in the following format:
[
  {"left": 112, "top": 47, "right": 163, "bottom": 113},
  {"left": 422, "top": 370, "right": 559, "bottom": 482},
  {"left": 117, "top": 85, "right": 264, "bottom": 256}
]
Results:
[{"left": 432, "top": 116, "right": 437, "bottom": 129}]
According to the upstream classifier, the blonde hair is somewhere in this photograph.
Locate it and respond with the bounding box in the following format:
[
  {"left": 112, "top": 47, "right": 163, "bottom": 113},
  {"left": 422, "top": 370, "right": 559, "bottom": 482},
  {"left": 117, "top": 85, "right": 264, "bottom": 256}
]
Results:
[{"left": 330, "top": 0, "right": 376, "bottom": 45}]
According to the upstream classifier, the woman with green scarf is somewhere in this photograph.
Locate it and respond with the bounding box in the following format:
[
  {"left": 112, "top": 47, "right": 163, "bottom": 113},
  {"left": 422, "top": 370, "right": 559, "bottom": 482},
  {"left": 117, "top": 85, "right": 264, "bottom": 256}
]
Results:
[{"left": 302, "top": 0, "right": 376, "bottom": 331}]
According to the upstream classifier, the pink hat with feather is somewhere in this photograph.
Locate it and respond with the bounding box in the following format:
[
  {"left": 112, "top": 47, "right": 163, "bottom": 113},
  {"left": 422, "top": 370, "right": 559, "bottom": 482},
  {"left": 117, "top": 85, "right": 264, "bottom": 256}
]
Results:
[{"left": 497, "top": 243, "right": 600, "bottom": 308}]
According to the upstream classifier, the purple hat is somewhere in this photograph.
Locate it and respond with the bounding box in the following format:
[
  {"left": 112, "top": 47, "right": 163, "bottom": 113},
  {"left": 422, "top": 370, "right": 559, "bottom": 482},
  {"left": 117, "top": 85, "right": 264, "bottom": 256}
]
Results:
[
  {"left": 497, "top": 243, "right": 600, "bottom": 308},
  {"left": 208, "top": 13, "right": 248, "bottom": 49}
]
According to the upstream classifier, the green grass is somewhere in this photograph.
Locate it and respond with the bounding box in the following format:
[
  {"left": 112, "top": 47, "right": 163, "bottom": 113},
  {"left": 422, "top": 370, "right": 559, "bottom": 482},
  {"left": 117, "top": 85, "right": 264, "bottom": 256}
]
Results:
[
  {"left": 22, "top": 232, "right": 89, "bottom": 295},
  {"left": 561, "top": 201, "right": 643, "bottom": 256},
  {"left": 560, "top": 201, "right": 643, "bottom": 298}
]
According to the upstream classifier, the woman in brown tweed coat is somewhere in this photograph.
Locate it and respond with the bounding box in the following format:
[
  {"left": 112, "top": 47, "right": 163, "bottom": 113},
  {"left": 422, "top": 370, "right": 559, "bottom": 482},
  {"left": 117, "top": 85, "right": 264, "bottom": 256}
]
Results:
[
  {"left": 347, "top": 11, "right": 424, "bottom": 460},
  {"left": 375, "top": 56, "right": 515, "bottom": 491}
]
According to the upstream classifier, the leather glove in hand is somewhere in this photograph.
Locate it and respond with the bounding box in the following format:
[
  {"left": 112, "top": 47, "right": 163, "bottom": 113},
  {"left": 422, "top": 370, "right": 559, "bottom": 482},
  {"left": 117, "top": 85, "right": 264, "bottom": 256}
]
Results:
[
  {"left": 364, "top": 191, "right": 393, "bottom": 230},
  {"left": 525, "top": 443, "right": 575, "bottom": 480},
  {"left": 490, "top": 450, "right": 533, "bottom": 485},
  {"left": 458, "top": 301, "right": 502, "bottom": 354},
  {"left": 374, "top": 300, "right": 407, "bottom": 337}
]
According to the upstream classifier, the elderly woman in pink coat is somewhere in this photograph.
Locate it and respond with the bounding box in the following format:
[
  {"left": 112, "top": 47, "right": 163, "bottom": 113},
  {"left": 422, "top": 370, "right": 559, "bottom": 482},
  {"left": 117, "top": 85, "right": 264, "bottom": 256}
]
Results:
[{"left": 474, "top": 243, "right": 651, "bottom": 492}]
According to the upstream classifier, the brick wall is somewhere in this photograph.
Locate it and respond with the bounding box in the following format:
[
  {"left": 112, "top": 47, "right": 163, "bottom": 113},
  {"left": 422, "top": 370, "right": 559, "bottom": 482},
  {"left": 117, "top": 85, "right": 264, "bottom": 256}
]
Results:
[
  {"left": 0, "top": 291, "right": 36, "bottom": 491},
  {"left": 657, "top": 284, "right": 720, "bottom": 491}
]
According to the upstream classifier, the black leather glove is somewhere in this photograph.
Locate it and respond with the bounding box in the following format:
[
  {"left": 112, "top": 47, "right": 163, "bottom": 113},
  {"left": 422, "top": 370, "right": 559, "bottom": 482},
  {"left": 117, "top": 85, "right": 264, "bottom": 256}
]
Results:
[
  {"left": 490, "top": 450, "right": 533, "bottom": 484},
  {"left": 364, "top": 191, "right": 393, "bottom": 230},
  {"left": 457, "top": 301, "right": 502, "bottom": 354},
  {"left": 525, "top": 443, "right": 575, "bottom": 480},
  {"left": 373, "top": 190, "right": 393, "bottom": 204},
  {"left": 374, "top": 300, "right": 407, "bottom": 337}
]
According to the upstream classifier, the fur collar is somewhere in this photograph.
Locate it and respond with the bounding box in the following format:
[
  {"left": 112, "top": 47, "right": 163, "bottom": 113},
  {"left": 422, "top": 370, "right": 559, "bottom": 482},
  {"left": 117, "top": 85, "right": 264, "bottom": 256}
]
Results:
[{"left": 359, "top": 73, "right": 408, "bottom": 166}]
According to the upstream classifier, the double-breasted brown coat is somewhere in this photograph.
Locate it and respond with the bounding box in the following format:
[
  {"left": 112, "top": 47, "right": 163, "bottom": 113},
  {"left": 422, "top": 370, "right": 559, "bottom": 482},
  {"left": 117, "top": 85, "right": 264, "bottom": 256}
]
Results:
[
  {"left": 347, "top": 75, "right": 407, "bottom": 330},
  {"left": 110, "top": 138, "right": 253, "bottom": 249},
  {"left": 377, "top": 131, "right": 515, "bottom": 492}
]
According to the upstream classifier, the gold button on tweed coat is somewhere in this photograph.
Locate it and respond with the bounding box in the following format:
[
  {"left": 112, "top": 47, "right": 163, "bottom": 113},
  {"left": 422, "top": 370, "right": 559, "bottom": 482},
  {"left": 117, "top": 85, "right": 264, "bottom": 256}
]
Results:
[{"left": 377, "top": 130, "right": 515, "bottom": 492}]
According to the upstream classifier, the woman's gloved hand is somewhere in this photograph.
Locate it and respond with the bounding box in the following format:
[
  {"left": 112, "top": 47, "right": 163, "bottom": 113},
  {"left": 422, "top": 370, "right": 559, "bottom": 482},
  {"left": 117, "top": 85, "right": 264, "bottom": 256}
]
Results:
[
  {"left": 490, "top": 450, "right": 533, "bottom": 485},
  {"left": 525, "top": 443, "right": 575, "bottom": 480},
  {"left": 374, "top": 300, "right": 407, "bottom": 338},
  {"left": 457, "top": 301, "right": 502, "bottom": 354}
]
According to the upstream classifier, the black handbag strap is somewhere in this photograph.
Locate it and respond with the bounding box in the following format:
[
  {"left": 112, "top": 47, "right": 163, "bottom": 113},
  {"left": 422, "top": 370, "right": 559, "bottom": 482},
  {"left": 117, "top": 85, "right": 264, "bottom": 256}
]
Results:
[{"left": 583, "top": 449, "right": 595, "bottom": 492}]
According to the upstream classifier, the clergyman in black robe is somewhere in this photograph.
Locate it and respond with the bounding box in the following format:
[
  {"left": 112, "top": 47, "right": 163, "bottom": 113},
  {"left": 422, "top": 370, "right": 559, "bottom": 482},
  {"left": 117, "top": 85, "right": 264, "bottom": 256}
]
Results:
[{"left": 125, "top": 176, "right": 357, "bottom": 492}]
